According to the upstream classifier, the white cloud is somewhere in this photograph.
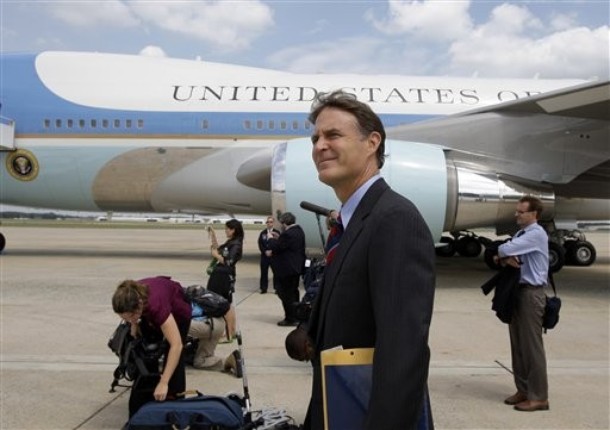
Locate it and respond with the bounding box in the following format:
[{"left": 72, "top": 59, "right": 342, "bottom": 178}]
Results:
[
  {"left": 448, "top": 3, "right": 609, "bottom": 78},
  {"left": 49, "top": 0, "right": 140, "bottom": 27},
  {"left": 268, "top": 38, "right": 389, "bottom": 74},
  {"left": 550, "top": 12, "right": 578, "bottom": 31},
  {"left": 483, "top": 3, "right": 543, "bottom": 36},
  {"left": 126, "top": 0, "right": 274, "bottom": 51},
  {"left": 139, "top": 45, "right": 167, "bottom": 57},
  {"left": 366, "top": 0, "right": 473, "bottom": 42}
]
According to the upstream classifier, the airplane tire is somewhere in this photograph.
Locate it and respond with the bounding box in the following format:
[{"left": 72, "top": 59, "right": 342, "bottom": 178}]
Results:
[
  {"left": 0, "top": 233, "right": 5, "bottom": 253},
  {"left": 483, "top": 240, "right": 505, "bottom": 270},
  {"left": 436, "top": 236, "right": 456, "bottom": 257},
  {"left": 548, "top": 242, "right": 566, "bottom": 273},
  {"left": 455, "top": 236, "right": 482, "bottom": 258},
  {"left": 563, "top": 240, "right": 577, "bottom": 265},
  {"left": 567, "top": 240, "right": 596, "bottom": 266}
]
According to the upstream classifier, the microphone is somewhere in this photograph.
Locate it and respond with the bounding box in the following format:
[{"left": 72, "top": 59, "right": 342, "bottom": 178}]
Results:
[{"left": 300, "top": 201, "right": 333, "bottom": 217}]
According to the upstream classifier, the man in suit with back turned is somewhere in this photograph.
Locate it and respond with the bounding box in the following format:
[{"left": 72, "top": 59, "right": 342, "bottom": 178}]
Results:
[{"left": 298, "top": 90, "right": 436, "bottom": 429}]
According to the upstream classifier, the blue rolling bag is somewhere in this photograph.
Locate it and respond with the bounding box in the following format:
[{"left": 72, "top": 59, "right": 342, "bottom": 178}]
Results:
[{"left": 127, "top": 393, "right": 244, "bottom": 430}]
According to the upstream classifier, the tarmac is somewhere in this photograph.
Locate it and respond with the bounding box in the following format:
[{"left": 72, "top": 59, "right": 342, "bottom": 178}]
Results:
[{"left": 0, "top": 225, "right": 608, "bottom": 430}]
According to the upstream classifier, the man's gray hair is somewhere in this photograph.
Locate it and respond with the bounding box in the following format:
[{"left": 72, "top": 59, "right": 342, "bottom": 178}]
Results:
[{"left": 279, "top": 212, "right": 296, "bottom": 226}]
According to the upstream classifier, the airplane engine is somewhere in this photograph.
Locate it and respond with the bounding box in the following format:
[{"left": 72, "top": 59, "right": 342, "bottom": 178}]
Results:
[
  {"left": 270, "top": 138, "right": 558, "bottom": 252},
  {"left": 271, "top": 138, "right": 447, "bottom": 250}
]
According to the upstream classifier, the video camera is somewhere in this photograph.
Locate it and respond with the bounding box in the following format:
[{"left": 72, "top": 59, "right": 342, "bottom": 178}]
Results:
[{"left": 107, "top": 321, "right": 168, "bottom": 392}]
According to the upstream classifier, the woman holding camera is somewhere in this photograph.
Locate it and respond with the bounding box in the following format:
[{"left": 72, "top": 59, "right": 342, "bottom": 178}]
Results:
[
  {"left": 112, "top": 276, "right": 191, "bottom": 418},
  {"left": 206, "top": 219, "right": 244, "bottom": 339}
]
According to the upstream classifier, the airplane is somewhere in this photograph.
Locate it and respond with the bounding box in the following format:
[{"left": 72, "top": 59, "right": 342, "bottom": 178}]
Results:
[{"left": 1, "top": 51, "right": 608, "bottom": 272}]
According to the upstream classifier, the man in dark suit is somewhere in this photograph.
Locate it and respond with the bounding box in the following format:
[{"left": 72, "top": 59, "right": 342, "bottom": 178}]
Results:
[
  {"left": 258, "top": 215, "right": 280, "bottom": 294},
  {"left": 296, "top": 90, "right": 436, "bottom": 429},
  {"left": 267, "top": 212, "right": 306, "bottom": 326}
]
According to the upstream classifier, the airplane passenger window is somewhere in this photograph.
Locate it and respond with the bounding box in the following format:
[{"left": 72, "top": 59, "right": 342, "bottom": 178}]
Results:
[
  {"left": 102, "top": 120, "right": 109, "bottom": 128},
  {"left": 292, "top": 121, "right": 299, "bottom": 130},
  {"left": 91, "top": 119, "right": 97, "bottom": 128},
  {"left": 55, "top": 119, "right": 62, "bottom": 128},
  {"left": 114, "top": 119, "right": 120, "bottom": 128},
  {"left": 269, "top": 120, "right": 275, "bottom": 130},
  {"left": 280, "top": 121, "right": 287, "bottom": 130},
  {"left": 79, "top": 119, "right": 85, "bottom": 128},
  {"left": 243, "top": 120, "right": 252, "bottom": 130},
  {"left": 256, "top": 120, "right": 263, "bottom": 130},
  {"left": 43, "top": 119, "right": 50, "bottom": 129},
  {"left": 201, "top": 119, "right": 208, "bottom": 129},
  {"left": 67, "top": 119, "right": 73, "bottom": 128},
  {"left": 126, "top": 120, "right": 132, "bottom": 128},
  {"left": 137, "top": 119, "right": 144, "bottom": 129}
]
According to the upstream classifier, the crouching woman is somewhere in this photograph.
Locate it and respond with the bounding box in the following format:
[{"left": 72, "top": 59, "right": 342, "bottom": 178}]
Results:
[{"left": 112, "top": 276, "right": 191, "bottom": 417}]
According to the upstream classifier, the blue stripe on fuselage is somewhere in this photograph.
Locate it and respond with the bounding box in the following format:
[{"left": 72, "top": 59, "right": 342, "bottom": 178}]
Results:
[{"left": 1, "top": 53, "right": 435, "bottom": 138}]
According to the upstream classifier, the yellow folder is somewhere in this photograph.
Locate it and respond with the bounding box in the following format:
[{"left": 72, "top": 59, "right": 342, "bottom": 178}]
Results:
[{"left": 321, "top": 348, "right": 374, "bottom": 430}]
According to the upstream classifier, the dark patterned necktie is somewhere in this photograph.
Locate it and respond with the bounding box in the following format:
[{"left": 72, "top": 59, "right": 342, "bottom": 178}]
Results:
[
  {"left": 516, "top": 230, "right": 525, "bottom": 238},
  {"left": 325, "top": 215, "right": 343, "bottom": 265}
]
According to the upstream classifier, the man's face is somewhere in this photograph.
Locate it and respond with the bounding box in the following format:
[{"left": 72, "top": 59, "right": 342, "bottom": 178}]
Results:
[
  {"left": 515, "top": 201, "right": 537, "bottom": 228},
  {"left": 311, "top": 107, "right": 380, "bottom": 190}
]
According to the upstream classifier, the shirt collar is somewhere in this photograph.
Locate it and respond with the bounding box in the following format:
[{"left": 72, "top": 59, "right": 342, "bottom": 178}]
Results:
[{"left": 340, "top": 174, "right": 382, "bottom": 228}]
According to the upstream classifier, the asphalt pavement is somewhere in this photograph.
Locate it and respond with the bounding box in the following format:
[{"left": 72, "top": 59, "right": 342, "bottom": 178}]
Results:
[{"left": 0, "top": 225, "right": 608, "bottom": 429}]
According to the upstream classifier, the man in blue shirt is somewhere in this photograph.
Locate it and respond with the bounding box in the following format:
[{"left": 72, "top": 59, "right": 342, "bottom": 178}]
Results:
[{"left": 497, "top": 196, "right": 550, "bottom": 412}]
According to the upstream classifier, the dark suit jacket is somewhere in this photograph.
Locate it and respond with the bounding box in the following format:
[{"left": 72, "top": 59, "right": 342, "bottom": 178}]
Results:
[
  {"left": 306, "top": 178, "right": 436, "bottom": 430},
  {"left": 258, "top": 228, "right": 280, "bottom": 254},
  {"left": 268, "top": 224, "right": 306, "bottom": 278},
  {"left": 481, "top": 266, "right": 520, "bottom": 324}
]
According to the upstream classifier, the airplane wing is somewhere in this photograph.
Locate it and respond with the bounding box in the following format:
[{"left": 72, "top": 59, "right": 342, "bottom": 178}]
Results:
[{"left": 387, "top": 80, "right": 610, "bottom": 199}]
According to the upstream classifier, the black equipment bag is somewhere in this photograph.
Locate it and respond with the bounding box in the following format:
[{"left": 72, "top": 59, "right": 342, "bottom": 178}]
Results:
[
  {"left": 126, "top": 393, "right": 244, "bottom": 430},
  {"left": 108, "top": 321, "right": 168, "bottom": 392},
  {"left": 542, "top": 272, "right": 561, "bottom": 333},
  {"left": 184, "top": 285, "right": 230, "bottom": 318}
]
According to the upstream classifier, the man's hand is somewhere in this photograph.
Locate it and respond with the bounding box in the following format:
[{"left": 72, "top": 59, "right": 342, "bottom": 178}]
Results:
[
  {"left": 285, "top": 326, "right": 313, "bottom": 362},
  {"left": 494, "top": 255, "right": 522, "bottom": 268}
]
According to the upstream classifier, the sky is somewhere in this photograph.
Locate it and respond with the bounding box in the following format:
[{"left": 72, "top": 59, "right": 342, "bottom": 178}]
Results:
[{"left": 1, "top": 0, "right": 609, "bottom": 80}]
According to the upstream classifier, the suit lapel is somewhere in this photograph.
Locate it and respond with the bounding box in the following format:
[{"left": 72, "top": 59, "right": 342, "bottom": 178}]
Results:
[{"left": 314, "top": 179, "right": 389, "bottom": 347}]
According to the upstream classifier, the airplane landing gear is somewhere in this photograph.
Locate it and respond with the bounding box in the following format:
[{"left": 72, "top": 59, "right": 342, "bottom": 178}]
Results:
[
  {"left": 548, "top": 242, "right": 566, "bottom": 273},
  {"left": 436, "top": 227, "right": 598, "bottom": 273},
  {"left": 564, "top": 240, "right": 596, "bottom": 266},
  {"left": 436, "top": 231, "right": 485, "bottom": 258}
]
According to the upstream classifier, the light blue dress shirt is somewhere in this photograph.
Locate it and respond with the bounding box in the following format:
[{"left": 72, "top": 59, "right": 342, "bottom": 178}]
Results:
[
  {"left": 498, "top": 222, "right": 549, "bottom": 286},
  {"left": 339, "top": 174, "right": 382, "bottom": 228}
]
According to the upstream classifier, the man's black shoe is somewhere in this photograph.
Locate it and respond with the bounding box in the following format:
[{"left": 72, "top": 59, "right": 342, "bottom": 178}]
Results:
[
  {"left": 260, "top": 289, "right": 267, "bottom": 294},
  {"left": 277, "top": 319, "right": 299, "bottom": 327}
]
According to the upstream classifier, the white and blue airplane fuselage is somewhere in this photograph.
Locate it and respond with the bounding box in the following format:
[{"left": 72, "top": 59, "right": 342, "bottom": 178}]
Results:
[{"left": 1, "top": 51, "right": 608, "bottom": 265}]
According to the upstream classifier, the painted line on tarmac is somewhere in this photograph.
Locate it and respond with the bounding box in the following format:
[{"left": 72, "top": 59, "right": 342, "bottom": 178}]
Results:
[{"left": 2, "top": 355, "right": 607, "bottom": 376}]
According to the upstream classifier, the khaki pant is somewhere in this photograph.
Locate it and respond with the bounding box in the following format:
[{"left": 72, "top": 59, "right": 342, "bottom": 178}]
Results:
[
  {"left": 509, "top": 286, "right": 549, "bottom": 400},
  {"left": 188, "top": 317, "right": 225, "bottom": 369}
]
